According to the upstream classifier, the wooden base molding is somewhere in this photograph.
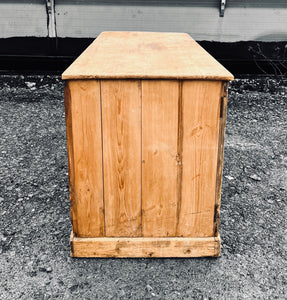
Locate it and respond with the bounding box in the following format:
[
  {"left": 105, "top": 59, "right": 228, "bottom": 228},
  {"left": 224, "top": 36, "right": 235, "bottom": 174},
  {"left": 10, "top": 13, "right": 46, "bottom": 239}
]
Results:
[{"left": 70, "top": 232, "right": 221, "bottom": 258}]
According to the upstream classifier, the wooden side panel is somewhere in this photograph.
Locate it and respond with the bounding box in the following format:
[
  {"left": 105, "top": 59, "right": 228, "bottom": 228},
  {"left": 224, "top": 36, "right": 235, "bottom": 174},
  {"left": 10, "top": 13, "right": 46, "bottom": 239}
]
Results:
[
  {"left": 101, "top": 80, "right": 142, "bottom": 237},
  {"left": 70, "top": 232, "right": 221, "bottom": 258},
  {"left": 177, "top": 80, "right": 222, "bottom": 237},
  {"left": 214, "top": 81, "right": 229, "bottom": 236},
  {"left": 64, "top": 80, "right": 104, "bottom": 237},
  {"left": 142, "top": 80, "right": 179, "bottom": 237}
]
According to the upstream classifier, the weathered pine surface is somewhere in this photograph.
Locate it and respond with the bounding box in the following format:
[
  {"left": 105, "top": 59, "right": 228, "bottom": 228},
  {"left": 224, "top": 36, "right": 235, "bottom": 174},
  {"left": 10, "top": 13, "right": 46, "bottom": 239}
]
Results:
[
  {"left": 101, "top": 80, "right": 142, "bottom": 237},
  {"left": 142, "top": 80, "right": 179, "bottom": 237},
  {"left": 62, "top": 32, "right": 233, "bottom": 80},
  {"left": 70, "top": 232, "right": 221, "bottom": 258},
  {"left": 64, "top": 80, "right": 104, "bottom": 237},
  {"left": 178, "top": 80, "right": 222, "bottom": 237},
  {"left": 63, "top": 32, "right": 233, "bottom": 257}
]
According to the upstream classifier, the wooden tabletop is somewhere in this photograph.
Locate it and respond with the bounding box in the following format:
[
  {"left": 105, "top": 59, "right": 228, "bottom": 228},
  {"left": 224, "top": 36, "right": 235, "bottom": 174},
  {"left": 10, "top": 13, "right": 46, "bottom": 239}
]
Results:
[{"left": 62, "top": 31, "right": 234, "bottom": 81}]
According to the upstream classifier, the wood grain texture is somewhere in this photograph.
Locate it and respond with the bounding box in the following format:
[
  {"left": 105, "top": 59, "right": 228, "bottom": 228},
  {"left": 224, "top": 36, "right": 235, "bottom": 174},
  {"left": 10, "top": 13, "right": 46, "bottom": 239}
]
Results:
[
  {"left": 70, "top": 232, "right": 221, "bottom": 258},
  {"left": 62, "top": 32, "right": 234, "bottom": 81},
  {"left": 101, "top": 80, "right": 142, "bottom": 237},
  {"left": 64, "top": 80, "right": 104, "bottom": 237},
  {"left": 142, "top": 80, "right": 179, "bottom": 237},
  {"left": 214, "top": 81, "right": 229, "bottom": 236},
  {"left": 177, "top": 80, "right": 222, "bottom": 237},
  {"left": 64, "top": 82, "right": 78, "bottom": 235}
]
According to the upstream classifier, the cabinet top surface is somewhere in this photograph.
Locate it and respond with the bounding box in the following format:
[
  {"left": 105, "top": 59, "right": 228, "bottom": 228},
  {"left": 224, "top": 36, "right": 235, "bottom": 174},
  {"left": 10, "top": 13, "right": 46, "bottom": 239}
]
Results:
[{"left": 62, "top": 31, "right": 234, "bottom": 80}]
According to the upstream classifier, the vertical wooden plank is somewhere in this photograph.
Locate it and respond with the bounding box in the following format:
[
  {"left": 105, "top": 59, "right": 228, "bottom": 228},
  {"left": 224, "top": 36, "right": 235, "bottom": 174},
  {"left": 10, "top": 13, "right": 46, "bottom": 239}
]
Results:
[
  {"left": 64, "top": 82, "right": 78, "bottom": 235},
  {"left": 64, "top": 80, "right": 104, "bottom": 237},
  {"left": 177, "top": 80, "right": 222, "bottom": 237},
  {"left": 142, "top": 80, "right": 179, "bottom": 237},
  {"left": 101, "top": 80, "right": 142, "bottom": 237},
  {"left": 214, "top": 81, "right": 229, "bottom": 236}
]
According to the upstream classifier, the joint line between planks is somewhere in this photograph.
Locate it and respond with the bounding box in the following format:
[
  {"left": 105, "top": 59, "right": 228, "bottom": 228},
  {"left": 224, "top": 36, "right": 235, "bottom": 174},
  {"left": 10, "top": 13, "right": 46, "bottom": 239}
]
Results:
[
  {"left": 140, "top": 80, "right": 143, "bottom": 237},
  {"left": 176, "top": 80, "right": 183, "bottom": 235},
  {"left": 99, "top": 80, "right": 106, "bottom": 237}
]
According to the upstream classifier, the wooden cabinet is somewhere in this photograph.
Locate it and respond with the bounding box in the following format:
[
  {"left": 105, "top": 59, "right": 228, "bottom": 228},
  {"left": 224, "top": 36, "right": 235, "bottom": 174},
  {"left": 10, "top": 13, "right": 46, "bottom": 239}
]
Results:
[{"left": 63, "top": 32, "right": 233, "bottom": 257}]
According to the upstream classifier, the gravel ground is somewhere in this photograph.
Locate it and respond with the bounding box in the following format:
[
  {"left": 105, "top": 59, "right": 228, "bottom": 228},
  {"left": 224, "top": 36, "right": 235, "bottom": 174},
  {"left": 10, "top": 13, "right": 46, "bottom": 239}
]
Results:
[{"left": 0, "top": 75, "right": 286, "bottom": 299}]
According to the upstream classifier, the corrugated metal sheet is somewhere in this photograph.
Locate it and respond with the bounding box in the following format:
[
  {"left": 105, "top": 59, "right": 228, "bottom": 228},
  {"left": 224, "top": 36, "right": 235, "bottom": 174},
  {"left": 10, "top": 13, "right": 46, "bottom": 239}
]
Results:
[{"left": 0, "top": 0, "right": 286, "bottom": 42}]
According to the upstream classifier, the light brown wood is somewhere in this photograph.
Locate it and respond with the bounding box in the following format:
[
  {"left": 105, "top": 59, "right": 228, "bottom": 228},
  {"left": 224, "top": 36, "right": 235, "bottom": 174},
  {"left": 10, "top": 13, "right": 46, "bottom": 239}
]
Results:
[
  {"left": 101, "top": 80, "right": 142, "bottom": 237},
  {"left": 214, "top": 81, "right": 229, "bottom": 236},
  {"left": 64, "top": 80, "right": 104, "bottom": 237},
  {"left": 142, "top": 80, "right": 179, "bottom": 237},
  {"left": 177, "top": 81, "right": 222, "bottom": 237},
  {"left": 62, "top": 32, "right": 234, "bottom": 81},
  {"left": 70, "top": 231, "right": 221, "bottom": 258},
  {"left": 63, "top": 31, "right": 233, "bottom": 257}
]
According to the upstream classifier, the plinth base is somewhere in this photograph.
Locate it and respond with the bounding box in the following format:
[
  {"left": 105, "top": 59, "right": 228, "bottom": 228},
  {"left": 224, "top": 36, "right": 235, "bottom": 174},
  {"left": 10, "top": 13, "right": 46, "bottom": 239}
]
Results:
[{"left": 70, "top": 232, "right": 221, "bottom": 258}]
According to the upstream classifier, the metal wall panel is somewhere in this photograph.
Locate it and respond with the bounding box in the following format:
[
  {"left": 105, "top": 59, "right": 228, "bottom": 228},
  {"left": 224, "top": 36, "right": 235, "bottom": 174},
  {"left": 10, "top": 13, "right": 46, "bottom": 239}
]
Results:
[
  {"left": 54, "top": 0, "right": 287, "bottom": 42},
  {"left": 0, "top": 0, "right": 47, "bottom": 38},
  {"left": 0, "top": 0, "right": 286, "bottom": 42}
]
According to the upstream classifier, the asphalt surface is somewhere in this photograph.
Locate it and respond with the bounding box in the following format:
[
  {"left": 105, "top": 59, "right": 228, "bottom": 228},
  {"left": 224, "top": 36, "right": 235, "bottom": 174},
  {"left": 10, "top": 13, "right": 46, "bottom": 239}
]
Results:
[{"left": 0, "top": 75, "right": 286, "bottom": 299}]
